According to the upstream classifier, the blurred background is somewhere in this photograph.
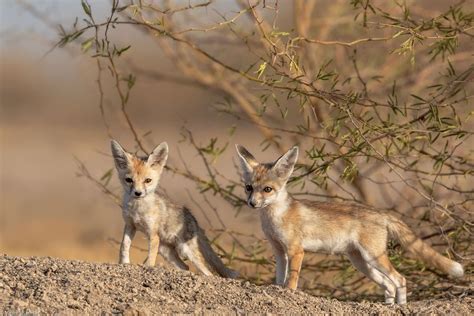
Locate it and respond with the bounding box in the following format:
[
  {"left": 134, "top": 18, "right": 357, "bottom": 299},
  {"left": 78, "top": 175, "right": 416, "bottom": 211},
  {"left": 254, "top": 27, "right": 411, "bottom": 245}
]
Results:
[
  {"left": 1, "top": 0, "right": 472, "bottom": 299},
  {"left": 0, "top": 0, "right": 275, "bottom": 262},
  {"left": 1, "top": 0, "right": 130, "bottom": 261}
]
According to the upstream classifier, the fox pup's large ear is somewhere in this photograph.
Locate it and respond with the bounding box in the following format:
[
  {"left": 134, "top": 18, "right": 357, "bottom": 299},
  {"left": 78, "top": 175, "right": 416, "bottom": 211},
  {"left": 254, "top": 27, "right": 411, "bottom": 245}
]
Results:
[
  {"left": 111, "top": 140, "right": 130, "bottom": 170},
  {"left": 148, "top": 142, "right": 168, "bottom": 168},
  {"left": 272, "top": 146, "right": 298, "bottom": 180},
  {"left": 235, "top": 145, "right": 258, "bottom": 180}
]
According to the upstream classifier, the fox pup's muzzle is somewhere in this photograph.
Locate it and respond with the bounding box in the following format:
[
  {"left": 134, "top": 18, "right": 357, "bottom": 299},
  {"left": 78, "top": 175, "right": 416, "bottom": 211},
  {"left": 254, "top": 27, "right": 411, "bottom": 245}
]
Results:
[{"left": 248, "top": 198, "right": 265, "bottom": 209}]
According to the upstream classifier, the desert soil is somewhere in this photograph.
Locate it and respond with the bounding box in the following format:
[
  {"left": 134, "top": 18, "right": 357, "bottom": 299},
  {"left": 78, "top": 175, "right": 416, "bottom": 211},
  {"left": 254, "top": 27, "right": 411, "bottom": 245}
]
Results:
[{"left": 0, "top": 255, "right": 472, "bottom": 315}]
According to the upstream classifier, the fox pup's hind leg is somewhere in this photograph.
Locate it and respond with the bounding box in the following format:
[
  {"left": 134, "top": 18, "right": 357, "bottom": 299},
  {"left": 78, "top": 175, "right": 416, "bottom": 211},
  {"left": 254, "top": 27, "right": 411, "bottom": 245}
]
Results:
[
  {"left": 143, "top": 234, "right": 160, "bottom": 267},
  {"left": 159, "top": 244, "right": 189, "bottom": 270},
  {"left": 119, "top": 223, "right": 136, "bottom": 264},
  {"left": 179, "top": 238, "right": 213, "bottom": 276},
  {"left": 371, "top": 253, "right": 407, "bottom": 304},
  {"left": 347, "top": 250, "right": 396, "bottom": 304},
  {"left": 348, "top": 249, "right": 406, "bottom": 304}
]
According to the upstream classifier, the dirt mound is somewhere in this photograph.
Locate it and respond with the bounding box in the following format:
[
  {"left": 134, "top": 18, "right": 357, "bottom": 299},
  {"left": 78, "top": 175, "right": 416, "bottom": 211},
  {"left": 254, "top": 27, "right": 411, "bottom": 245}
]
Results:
[{"left": 0, "top": 255, "right": 471, "bottom": 315}]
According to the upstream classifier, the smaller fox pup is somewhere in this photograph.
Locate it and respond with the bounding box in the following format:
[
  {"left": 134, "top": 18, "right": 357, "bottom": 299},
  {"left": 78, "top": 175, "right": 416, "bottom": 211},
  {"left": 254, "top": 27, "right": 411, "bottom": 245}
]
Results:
[
  {"left": 235, "top": 145, "right": 464, "bottom": 304},
  {"left": 111, "top": 140, "right": 238, "bottom": 279}
]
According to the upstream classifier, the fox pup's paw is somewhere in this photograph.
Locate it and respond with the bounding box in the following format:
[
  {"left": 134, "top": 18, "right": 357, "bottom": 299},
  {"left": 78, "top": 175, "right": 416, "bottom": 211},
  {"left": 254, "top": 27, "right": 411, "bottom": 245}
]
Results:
[{"left": 283, "top": 282, "right": 298, "bottom": 291}]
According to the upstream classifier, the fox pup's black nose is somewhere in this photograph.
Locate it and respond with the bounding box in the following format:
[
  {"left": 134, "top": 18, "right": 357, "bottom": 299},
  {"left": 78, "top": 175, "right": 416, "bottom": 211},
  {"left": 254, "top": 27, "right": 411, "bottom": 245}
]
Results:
[
  {"left": 249, "top": 201, "right": 256, "bottom": 208},
  {"left": 134, "top": 191, "right": 142, "bottom": 197}
]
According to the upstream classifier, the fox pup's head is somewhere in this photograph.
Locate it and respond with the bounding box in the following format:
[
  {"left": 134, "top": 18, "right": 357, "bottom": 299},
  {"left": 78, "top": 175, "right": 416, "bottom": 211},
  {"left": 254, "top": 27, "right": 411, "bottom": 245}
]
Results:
[
  {"left": 235, "top": 145, "right": 298, "bottom": 209},
  {"left": 111, "top": 140, "right": 168, "bottom": 199}
]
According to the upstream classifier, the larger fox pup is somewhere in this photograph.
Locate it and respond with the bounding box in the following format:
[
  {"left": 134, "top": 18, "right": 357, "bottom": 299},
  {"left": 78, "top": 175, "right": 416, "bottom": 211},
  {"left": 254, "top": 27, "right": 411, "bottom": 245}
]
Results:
[
  {"left": 235, "top": 145, "right": 463, "bottom": 304},
  {"left": 111, "top": 140, "right": 238, "bottom": 279}
]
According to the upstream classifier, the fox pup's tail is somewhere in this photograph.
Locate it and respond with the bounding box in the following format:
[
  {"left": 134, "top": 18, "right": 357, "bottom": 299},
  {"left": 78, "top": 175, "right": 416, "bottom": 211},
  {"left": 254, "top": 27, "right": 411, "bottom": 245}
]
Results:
[
  {"left": 387, "top": 216, "right": 463, "bottom": 278},
  {"left": 197, "top": 231, "right": 239, "bottom": 279}
]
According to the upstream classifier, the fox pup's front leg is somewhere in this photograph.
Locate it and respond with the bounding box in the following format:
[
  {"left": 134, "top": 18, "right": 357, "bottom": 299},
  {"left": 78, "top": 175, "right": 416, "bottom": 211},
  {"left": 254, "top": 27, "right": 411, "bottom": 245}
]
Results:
[
  {"left": 119, "top": 223, "right": 136, "bottom": 264},
  {"left": 144, "top": 234, "right": 160, "bottom": 267},
  {"left": 269, "top": 240, "right": 288, "bottom": 285}
]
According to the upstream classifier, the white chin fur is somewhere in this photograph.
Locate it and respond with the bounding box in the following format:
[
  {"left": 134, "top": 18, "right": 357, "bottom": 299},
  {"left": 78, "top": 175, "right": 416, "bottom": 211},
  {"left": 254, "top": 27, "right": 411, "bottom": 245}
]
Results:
[{"left": 450, "top": 262, "right": 464, "bottom": 278}]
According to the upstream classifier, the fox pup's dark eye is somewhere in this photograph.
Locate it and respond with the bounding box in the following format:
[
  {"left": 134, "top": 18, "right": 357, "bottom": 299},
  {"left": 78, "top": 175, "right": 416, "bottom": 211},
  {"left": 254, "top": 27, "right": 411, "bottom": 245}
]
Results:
[
  {"left": 263, "top": 186, "right": 273, "bottom": 193},
  {"left": 125, "top": 177, "right": 133, "bottom": 183},
  {"left": 245, "top": 184, "right": 253, "bottom": 192},
  {"left": 144, "top": 178, "right": 152, "bottom": 183}
]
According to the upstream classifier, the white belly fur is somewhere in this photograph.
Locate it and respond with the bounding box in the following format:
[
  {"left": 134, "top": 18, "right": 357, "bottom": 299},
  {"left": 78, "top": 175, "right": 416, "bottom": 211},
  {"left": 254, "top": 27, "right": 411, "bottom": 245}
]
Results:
[{"left": 302, "top": 237, "right": 348, "bottom": 254}]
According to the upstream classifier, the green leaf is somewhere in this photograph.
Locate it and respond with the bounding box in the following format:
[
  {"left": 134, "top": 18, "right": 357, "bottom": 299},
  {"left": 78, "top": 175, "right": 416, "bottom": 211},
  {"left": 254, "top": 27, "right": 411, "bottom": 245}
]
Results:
[
  {"left": 81, "top": 37, "right": 94, "bottom": 53},
  {"left": 270, "top": 31, "right": 290, "bottom": 37},
  {"left": 100, "top": 168, "right": 113, "bottom": 186},
  {"left": 116, "top": 5, "right": 130, "bottom": 13},
  {"left": 228, "top": 125, "right": 236, "bottom": 136},
  {"left": 126, "top": 74, "right": 136, "bottom": 89},
  {"left": 70, "top": 30, "right": 85, "bottom": 41},
  {"left": 81, "top": 0, "right": 92, "bottom": 18},
  {"left": 256, "top": 62, "right": 267, "bottom": 79}
]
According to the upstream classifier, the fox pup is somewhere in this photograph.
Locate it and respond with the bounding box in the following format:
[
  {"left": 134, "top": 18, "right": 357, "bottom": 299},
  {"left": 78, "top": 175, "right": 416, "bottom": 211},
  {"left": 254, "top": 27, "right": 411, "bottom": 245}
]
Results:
[
  {"left": 235, "top": 145, "right": 463, "bottom": 304},
  {"left": 111, "top": 140, "right": 238, "bottom": 279}
]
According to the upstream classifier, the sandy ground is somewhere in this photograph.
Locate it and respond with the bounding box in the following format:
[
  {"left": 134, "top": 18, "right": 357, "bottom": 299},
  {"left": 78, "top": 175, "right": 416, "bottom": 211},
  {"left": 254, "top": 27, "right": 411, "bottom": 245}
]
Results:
[{"left": 0, "top": 255, "right": 472, "bottom": 315}]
